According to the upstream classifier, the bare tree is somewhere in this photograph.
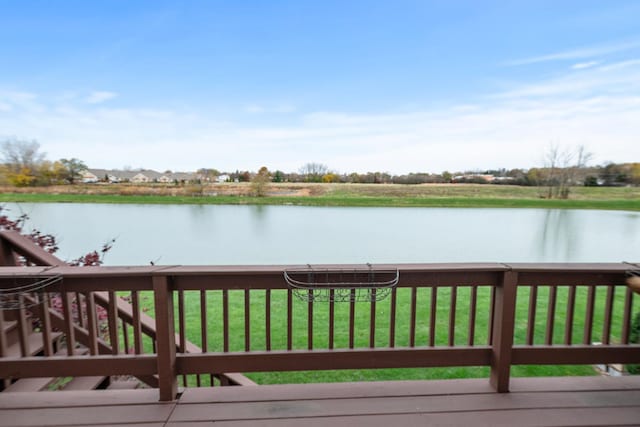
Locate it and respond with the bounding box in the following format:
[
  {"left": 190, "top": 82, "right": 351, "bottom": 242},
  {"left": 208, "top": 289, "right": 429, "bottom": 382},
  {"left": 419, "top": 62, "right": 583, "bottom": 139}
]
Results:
[
  {"left": 542, "top": 144, "right": 592, "bottom": 199},
  {"left": 299, "top": 162, "right": 329, "bottom": 182}
]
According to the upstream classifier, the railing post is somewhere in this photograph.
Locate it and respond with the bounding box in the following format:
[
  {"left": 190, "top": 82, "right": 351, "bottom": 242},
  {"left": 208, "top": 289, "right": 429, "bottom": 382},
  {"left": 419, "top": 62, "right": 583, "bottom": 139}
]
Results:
[
  {"left": 153, "top": 275, "right": 177, "bottom": 401},
  {"left": 490, "top": 270, "right": 518, "bottom": 392}
]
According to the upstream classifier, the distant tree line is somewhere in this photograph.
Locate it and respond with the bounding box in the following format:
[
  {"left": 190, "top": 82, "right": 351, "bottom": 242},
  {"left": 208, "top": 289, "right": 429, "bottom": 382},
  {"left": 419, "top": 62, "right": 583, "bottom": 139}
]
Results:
[{"left": 2, "top": 139, "right": 638, "bottom": 194}]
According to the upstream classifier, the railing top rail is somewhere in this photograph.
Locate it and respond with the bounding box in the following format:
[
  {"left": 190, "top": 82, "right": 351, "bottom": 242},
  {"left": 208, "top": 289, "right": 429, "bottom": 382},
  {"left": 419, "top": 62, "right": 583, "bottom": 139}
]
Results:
[{"left": 0, "top": 262, "right": 635, "bottom": 280}]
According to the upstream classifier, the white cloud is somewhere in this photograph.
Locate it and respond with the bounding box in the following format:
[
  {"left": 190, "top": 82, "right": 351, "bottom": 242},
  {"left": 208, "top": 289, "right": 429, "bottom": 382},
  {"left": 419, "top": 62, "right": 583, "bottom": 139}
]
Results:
[
  {"left": 571, "top": 61, "right": 599, "bottom": 70},
  {"left": 506, "top": 39, "right": 640, "bottom": 66},
  {"left": 1, "top": 57, "right": 639, "bottom": 174},
  {"left": 86, "top": 91, "right": 118, "bottom": 104}
]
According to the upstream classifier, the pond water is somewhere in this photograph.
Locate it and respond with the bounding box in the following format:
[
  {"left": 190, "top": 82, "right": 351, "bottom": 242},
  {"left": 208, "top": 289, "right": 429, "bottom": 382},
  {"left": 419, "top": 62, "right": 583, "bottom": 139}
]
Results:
[{"left": 2, "top": 203, "right": 639, "bottom": 266}]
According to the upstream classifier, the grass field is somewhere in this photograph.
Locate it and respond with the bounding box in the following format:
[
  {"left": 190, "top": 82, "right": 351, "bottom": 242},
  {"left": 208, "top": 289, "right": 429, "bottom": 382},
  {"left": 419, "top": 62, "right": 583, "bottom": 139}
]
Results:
[
  {"left": 1, "top": 183, "right": 639, "bottom": 210},
  {"left": 130, "top": 281, "right": 637, "bottom": 385}
]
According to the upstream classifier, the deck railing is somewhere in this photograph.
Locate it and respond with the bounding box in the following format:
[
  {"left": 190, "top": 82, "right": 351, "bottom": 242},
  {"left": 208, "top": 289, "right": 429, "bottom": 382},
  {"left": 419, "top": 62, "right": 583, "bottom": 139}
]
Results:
[{"left": 1, "top": 232, "right": 639, "bottom": 401}]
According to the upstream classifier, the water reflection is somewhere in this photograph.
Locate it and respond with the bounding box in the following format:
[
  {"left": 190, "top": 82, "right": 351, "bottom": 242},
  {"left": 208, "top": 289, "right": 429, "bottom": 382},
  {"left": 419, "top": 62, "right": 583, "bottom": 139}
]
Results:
[{"left": 3, "top": 203, "right": 639, "bottom": 265}]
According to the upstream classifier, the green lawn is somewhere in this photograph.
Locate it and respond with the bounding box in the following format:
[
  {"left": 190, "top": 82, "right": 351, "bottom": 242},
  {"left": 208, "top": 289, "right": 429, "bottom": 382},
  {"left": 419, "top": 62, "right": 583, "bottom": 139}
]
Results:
[{"left": 127, "top": 283, "right": 637, "bottom": 385}]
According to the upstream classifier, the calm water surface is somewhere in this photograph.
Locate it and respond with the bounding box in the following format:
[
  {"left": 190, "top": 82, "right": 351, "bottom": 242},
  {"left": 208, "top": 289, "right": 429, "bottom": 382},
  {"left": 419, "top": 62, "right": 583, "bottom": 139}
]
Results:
[{"left": 3, "top": 203, "right": 639, "bottom": 265}]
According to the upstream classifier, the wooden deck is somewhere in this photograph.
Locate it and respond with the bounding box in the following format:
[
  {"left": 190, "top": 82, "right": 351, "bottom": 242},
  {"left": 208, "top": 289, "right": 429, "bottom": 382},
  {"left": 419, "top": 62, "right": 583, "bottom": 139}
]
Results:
[{"left": 1, "top": 376, "right": 640, "bottom": 427}]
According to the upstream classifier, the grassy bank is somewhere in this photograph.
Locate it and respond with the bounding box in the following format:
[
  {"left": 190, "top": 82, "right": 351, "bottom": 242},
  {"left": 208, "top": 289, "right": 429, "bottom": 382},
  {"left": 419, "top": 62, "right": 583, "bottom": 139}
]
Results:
[{"left": 1, "top": 183, "right": 639, "bottom": 210}]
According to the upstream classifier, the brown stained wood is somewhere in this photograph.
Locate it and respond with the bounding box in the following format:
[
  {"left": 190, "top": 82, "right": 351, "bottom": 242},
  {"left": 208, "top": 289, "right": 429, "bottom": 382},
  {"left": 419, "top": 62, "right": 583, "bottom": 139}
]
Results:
[
  {"left": 349, "top": 289, "right": 356, "bottom": 349},
  {"left": 265, "top": 290, "right": 271, "bottom": 351},
  {"left": 468, "top": 286, "right": 477, "bottom": 346},
  {"left": 545, "top": 286, "right": 557, "bottom": 345},
  {"left": 329, "top": 290, "right": 335, "bottom": 350},
  {"left": 17, "top": 296, "right": 30, "bottom": 357},
  {"left": 153, "top": 275, "right": 178, "bottom": 401},
  {"left": 177, "top": 290, "right": 186, "bottom": 354},
  {"left": 370, "top": 290, "right": 377, "bottom": 348},
  {"left": 307, "top": 291, "right": 313, "bottom": 350},
  {"left": 511, "top": 345, "right": 640, "bottom": 365},
  {"left": 488, "top": 286, "right": 495, "bottom": 345},
  {"left": 0, "top": 355, "right": 158, "bottom": 378},
  {"left": 245, "top": 290, "right": 251, "bottom": 352},
  {"left": 449, "top": 286, "right": 457, "bottom": 347},
  {"left": 409, "top": 287, "right": 417, "bottom": 348},
  {"left": 564, "top": 286, "right": 576, "bottom": 345},
  {"left": 39, "top": 293, "right": 53, "bottom": 357},
  {"left": 583, "top": 286, "right": 596, "bottom": 345},
  {"left": 429, "top": 287, "right": 437, "bottom": 347},
  {"left": 200, "top": 290, "right": 208, "bottom": 352},
  {"left": 490, "top": 271, "right": 518, "bottom": 393},
  {"left": 107, "top": 291, "right": 119, "bottom": 355},
  {"left": 622, "top": 287, "right": 633, "bottom": 344},
  {"left": 85, "top": 292, "right": 99, "bottom": 355},
  {"left": 526, "top": 285, "right": 537, "bottom": 345},
  {"left": 76, "top": 292, "right": 86, "bottom": 329},
  {"left": 223, "top": 290, "right": 229, "bottom": 352},
  {"left": 61, "top": 291, "right": 76, "bottom": 355},
  {"left": 131, "top": 291, "right": 143, "bottom": 355},
  {"left": 286, "top": 289, "right": 292, "bottom": 351},
  {"left": 122, "top": 319, "right": 130, "bottom": 354},
  {"left": 389, "top": 288, "right": 397, "bottom": 348},
  {"left": 602, "top": 285, "right": 615, "bottom": 345},
  {"left": 177, "top": 347, "right": 492, "bottom": 374},
  {"left": 0, "top": 312, "right": 7, "bottom": 357}
]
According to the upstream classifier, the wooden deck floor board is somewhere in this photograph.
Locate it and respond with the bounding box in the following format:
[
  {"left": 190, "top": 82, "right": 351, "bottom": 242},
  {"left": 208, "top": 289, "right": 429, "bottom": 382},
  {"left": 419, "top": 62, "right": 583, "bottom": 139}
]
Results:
[{"left": 0, "top": 377, "right": 638, "bottom": 427}]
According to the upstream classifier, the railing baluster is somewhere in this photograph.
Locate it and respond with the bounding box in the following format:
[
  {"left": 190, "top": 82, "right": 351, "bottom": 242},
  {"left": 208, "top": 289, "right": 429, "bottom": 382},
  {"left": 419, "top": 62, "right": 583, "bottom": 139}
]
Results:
[
  {"left": 39, "top": 292, "right": 53, "bottom": 356},
  {"left": 602, "top": 285, "right": 615, "bottom": 345},
  {"left": 265, "top": 290, "right": 271, "bottom": 351},
  {"left": 369, "top": 289, "right": 376, "bottom": 348},
  {"left": 76, "top": 292, "right": 85, "bottom": 329},
  {"left": 245, "top": 290, "right": 251, "bottom": 351},
  {"left": 223, "top": 290, "right": 230, "bottom": 352},
  {"left": 564, "top": 286, "right": 576, "bottom": 345},
  {"left": 122, "top": 319, "right": 130, "bottom": 354},
  {"left": 200, "top": 290, "right": 208, "bottom": 352},
  {"left": 389, "top": 288, "right": 397, "bottom": 348},
  {"left": 62, "top": 291, "right": 76, "bottom": 355},
  {"left": 286, "top": 289, "right": 292, "bottom": 350},
  {"left": 583, "top": 286, "right": 596, "bottom": 345},
  {"left": 329, "top": 289, "right": 335, "bottom": 349},
  {"left": 429, "top": 287, "right": 437, "bottom": 347},
  {"left": 349, "top": 289, "right": 356, "bottom": 349},
  {"left": 448, "top": 286, "right": 457, "bottom": 346},
  {"left": 409, "top": 287, "right": 417, "bottom": 347},
  {"left": 526, "top": 285, "right": 537, "bottom": 345},
  {"left": 197, "top": 290, "right": 207, "bottom": 388},
  {"left": 622, "top": 287, "right": 633, "bottom": 344},
  {"left": 0, "top": 312, "right": 7, "bottom": 358},
  {"left": 488, "top": 286, "right": 496, "bottom": 345},
  {"left": 307, "top": 291, "right": 313, "bottom": 350},
  {"left": 177, "top": 290, "right": 187, "bottom": 387},
  {"left": 131, "top": 291, "right": 143, "bottom": 354},
  {"left": 17, "top": 295, "right": 29, "bottom": 357},
  {"left": 545, "top": 286, "right": 557, "bottom": 345},
  {"left": 108, "top": 291, "right": 119, "bottom": 355},
  {"left": 468, "top": 286, "right": 477, "bottom": 346},
  {"left": 85, "top": 292, "right": 98, "bottom": 355}
]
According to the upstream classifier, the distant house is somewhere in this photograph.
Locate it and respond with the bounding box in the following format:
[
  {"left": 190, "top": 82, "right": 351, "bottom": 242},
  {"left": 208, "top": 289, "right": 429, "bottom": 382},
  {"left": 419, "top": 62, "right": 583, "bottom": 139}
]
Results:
[
  {"left": 81, "top": 170, "right": 100, "bottom": 183},
  {"left": 80, "top": 168, "right": 199, "bottom": 184},
  {"left": 217, "top": 174, "right": 230, "bottom": 183}
]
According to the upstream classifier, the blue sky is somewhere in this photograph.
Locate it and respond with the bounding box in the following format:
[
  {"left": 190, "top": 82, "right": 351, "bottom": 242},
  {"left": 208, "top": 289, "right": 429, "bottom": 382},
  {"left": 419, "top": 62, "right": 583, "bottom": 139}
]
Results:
[{"left": 1, "top": 0, "right": 639, "bottom": 173}]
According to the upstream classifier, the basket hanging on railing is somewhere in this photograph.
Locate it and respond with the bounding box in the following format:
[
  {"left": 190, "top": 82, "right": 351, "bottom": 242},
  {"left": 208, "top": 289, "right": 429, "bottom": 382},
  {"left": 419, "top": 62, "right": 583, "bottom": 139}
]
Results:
[
  {"left": 0, "top": 274, "right": 62, "bottom": 310},
  {"left": 284, "top": 265, "right": 399, "bottom": 302}
]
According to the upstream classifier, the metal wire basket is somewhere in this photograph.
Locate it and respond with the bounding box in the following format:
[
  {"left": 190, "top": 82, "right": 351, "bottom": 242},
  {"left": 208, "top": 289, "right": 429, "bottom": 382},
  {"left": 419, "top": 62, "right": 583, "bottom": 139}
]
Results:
[
  {"left": 284, "top": 265, "right": 399, "bottom": 302},
  {"left": 0, "top": 274, "right": 62, "bottom": 310}
]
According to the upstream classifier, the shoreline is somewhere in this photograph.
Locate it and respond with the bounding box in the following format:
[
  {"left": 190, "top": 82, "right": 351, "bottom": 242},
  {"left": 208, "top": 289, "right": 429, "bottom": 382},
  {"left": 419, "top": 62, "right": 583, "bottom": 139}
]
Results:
[{"left": 1, "top": 183, "right": 639, "bottom": 211}]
